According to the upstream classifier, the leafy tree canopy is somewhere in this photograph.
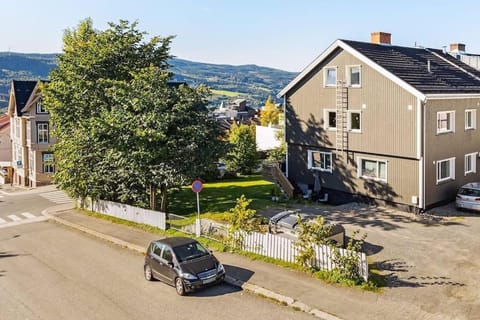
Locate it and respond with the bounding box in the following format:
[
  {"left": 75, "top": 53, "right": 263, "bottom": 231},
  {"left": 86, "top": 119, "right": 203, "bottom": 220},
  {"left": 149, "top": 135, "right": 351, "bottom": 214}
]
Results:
[
  {"left": 42, "top": 19, "right": 225, "bottom": 211},
  {"left": 224, "top": 123, "right": 259, "bottom": 175},
  {"left": 259, "top": 95, "right": 280, "bottom": 126}
]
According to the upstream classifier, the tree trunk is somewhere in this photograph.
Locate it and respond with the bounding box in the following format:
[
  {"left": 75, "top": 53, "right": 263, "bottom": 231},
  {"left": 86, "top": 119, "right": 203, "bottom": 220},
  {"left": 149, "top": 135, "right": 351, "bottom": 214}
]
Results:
[
  {"left": 159, "top": 185, "right": 167, "bottom": 213},
  {"left": 149, "top": 185, "right": 156, "bottom": 210}
]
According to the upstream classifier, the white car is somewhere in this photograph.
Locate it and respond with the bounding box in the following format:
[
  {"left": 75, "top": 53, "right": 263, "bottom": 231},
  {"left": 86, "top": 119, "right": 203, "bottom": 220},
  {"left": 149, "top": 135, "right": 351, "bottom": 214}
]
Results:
[{"left": 456, "top": 182, "right": 480, "bottom": 212}]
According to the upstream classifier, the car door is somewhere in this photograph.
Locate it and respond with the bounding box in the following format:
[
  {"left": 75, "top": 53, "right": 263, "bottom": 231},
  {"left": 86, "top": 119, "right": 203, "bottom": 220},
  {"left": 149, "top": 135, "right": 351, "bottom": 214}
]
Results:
[
  {"left": 149, "top": 243, "right": 165, "bottom": 281},
  {"left": 158, "top": 246, "right": 177, "bottom": 285}
]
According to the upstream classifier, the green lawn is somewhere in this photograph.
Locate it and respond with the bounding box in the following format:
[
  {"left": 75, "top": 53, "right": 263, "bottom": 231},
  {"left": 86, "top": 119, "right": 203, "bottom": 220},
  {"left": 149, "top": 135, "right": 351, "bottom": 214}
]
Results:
[
  {"left": 168, "top": 175, "right": 276, "bottom": 219},
  {"left": 211, "top": 89, "right": 242, "bottom": 97}
]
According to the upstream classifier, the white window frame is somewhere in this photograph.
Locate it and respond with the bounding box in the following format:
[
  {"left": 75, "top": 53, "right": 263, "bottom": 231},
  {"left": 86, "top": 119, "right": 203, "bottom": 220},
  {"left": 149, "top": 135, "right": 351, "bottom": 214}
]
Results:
[
  {"left": 324, "top": 66, "right": 337, "bottom": 87},
  {"left": 436, "top": 111, "right": 455, "bottom": 134},
  {"left": 436, "top": 157, "right": 455, "bottom": 184},
  {"left": 357, "top": 157, "right": 387, "bottom": 182},
  {"left": 465, "top": 153, "right": 477, "bottom": 175},
  {"left": 42, "top": 152, "right": 54, "bottom": 174},
  {"left": 323, "top": 109, "right": 337, "bottom": 131},
  {"left": 36, "top": 99, "right": 47, "bottom": 114},
  {"left": 465, "top": 109, "right": 476, "bottom": 130},
  {"left": 37, "top": 122, "right": 49, "bottom": 144},
  {"left": 348, "top": 110, "right": 362, "bottom": 132},
  {"left": 346, "top": 65, "right": 361, "bottom": 87},
  {"left": 307, "top": 150, "right": 333, "bottom": 173}
]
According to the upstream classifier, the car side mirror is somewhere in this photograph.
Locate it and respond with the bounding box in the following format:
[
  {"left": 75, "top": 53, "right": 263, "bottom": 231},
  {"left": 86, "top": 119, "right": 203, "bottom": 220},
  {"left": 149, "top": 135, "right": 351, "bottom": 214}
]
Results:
[{"left": 167, "top": 261, "right": 174, "bottom": 268}]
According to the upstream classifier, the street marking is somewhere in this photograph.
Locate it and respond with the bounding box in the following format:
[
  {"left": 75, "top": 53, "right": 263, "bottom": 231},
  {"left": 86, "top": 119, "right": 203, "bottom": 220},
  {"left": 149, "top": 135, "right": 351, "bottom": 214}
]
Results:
[
  {"left": 39, "top": 191, "right": 71, "bottom": 204},
  {"left": 21, "top": 212, "right": 36, "bottom": 219},
  {"left": 0, "top": 217, "right": 6, "bottom": 224},
  {"left": 7, "top": 215, "right": 22, "bottom": 222}
]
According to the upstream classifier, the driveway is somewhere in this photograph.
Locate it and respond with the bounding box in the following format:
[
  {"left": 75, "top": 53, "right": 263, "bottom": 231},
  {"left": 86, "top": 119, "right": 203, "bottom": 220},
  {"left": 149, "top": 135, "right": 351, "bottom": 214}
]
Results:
[{"left": 261, "top": 202, "right": 480, "bottom": 319}]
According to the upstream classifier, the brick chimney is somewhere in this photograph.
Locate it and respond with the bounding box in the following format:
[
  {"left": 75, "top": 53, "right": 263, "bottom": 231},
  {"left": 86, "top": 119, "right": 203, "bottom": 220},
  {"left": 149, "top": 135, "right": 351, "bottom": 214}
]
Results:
[
  {"left": 450, "top": 43, "right": 466, "bottom": 53},
  {"left": 371, "top": 32, "right": 391, "bottom": 45}
]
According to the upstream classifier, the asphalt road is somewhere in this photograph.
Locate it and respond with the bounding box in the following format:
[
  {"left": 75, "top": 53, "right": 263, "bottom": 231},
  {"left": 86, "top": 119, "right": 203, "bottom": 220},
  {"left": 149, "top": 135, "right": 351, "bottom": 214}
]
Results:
[
  {"left": 0, "top": 221, "right": 314, "bottom": 320},
  {"left": 0, "top": 187, "right": 71, "bottom": 228}
]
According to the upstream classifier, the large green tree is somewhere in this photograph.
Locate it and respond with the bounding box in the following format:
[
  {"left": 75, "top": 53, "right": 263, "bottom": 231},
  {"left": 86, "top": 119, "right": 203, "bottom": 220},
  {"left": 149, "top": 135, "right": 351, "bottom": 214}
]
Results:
[
  {"left": 224, "top": 123, "right": 259, "bottom": 175},
  {"left": 42, "top": 19, "right": 224, "bottom": 211}
]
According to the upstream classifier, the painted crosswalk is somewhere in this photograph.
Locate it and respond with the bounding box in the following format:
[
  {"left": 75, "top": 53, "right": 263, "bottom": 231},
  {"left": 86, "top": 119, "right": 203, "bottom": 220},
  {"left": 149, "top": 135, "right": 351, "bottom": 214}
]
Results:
[
  {"left": 38, "top": 191, "right": 72, "bottom": 204},
  {"left": 0, "top": 212, "right": 47, "bottom": 228}
]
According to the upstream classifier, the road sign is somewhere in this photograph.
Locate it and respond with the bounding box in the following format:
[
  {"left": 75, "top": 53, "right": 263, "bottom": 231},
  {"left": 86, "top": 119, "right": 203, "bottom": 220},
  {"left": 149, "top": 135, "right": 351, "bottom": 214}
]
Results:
[{"left": 191, "top": 180, "right": 203, "bottom": 193}]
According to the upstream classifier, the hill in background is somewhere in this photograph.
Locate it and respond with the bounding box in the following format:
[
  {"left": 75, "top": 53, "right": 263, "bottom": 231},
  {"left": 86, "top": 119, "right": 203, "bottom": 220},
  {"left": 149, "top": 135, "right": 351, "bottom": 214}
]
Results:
[{"left": 0, "top": 52, "right": 297, "bottom": 113}]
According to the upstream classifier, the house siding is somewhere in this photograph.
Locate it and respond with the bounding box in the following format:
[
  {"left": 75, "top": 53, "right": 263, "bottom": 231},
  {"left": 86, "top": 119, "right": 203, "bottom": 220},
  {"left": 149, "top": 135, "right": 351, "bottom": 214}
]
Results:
[
  {"left": 285, "top": 48, "right": 420, "bottom": 207},
  {"left": 424, "top": 98, "right": 480, "bottom": 207}
]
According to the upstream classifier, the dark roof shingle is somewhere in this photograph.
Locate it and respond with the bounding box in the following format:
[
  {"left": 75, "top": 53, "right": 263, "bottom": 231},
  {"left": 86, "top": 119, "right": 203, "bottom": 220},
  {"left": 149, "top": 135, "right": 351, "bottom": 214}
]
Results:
[
  {"left": 342, "top": 40, "right": 480, "bottom": 94},
  {"left": 12, "top": 80, "right": 38, "bottom": 116}
]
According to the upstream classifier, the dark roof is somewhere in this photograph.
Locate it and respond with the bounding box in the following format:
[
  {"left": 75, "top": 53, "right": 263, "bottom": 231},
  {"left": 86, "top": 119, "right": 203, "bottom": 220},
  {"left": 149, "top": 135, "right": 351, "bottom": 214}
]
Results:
[
  {"left": 342, "top": 40, "right": 480, "bottom": 94},
  {"left": 12, "top": 80, "right": 38, "bottom": 115}
]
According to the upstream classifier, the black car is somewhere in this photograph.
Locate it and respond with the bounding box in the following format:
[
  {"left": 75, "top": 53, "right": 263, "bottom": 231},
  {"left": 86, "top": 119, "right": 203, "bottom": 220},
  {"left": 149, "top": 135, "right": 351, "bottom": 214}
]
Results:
[{"left": 144, "top": 237, "right": 225, "bottom": 295}]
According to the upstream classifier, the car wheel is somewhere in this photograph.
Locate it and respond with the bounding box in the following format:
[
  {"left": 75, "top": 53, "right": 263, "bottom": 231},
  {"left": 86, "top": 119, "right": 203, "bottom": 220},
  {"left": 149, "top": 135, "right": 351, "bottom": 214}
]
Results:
[
  {"left": 144, "top": 265, "right": 154, "bottom": 281},
  {"left": 175, "top": 277, "right": 185, "bottom": 296}
]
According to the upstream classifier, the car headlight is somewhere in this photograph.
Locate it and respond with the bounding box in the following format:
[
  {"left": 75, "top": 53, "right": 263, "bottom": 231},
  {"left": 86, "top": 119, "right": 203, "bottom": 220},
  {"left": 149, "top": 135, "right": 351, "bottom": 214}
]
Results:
[
  {"left": 217, "top": 263, "right": 225, "bottom": 274},
  {"left": 181, "top": 273, "right": 198, "bottom": 280}
]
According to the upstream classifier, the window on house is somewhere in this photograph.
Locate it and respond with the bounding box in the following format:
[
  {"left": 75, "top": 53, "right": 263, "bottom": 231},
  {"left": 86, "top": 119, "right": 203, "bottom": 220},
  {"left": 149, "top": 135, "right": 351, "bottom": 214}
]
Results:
[
  {"left": 42, "top": 153, "right": 54, "bottom": 174},
  {"left": 37, "top": 122, "right": 49, "bottom": 144},
  {"left": 348, "top": 111, "right": 361, "bottom": 132},
  {"left": 324, "top": 67, "right": 337, "bottom": 87},
  {"left": 15, "top": 118, "right": 20, "bottom": 139},
  {"left": 15, "top": 144, "right": 22, "bottom": 164},
  {"left": 347, "top": 65, "right": 361, "bottom": 87},
  {"left": 307, "top": 150, "right": 332, "bottom": 172},
  {"left": 465, "top": 109, "right": 476, "bottom": 130},
  {"left": 358, "top": 158, "right": 387, "bottom": 181},
  {"left": 29, "top": 151, "right": 34, "bottom": 173},
  {"left": 324, "top": 110, "right": 337, "bottom": 130},
  {"left": 26, "top": 120, "right": 31, "bottom": 143},
  {"left": 436, "top": 157, "right": 455, "bottom": 183},
  {"left": 465, "top": 153, "right": 477, "bottom": 175},
  {"left": 437, "top": 111, "right": 455, "bottom": 134},
  {"left": 36, "top": 99, "right": 47, "bottom": 114}
]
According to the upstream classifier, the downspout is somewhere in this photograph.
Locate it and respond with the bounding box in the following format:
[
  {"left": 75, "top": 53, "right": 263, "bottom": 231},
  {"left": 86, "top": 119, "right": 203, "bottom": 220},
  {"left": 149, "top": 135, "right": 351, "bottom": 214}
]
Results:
[
  {"left": 421, "top": 98, "right": 427, "bottom": 210},
  {"left": 284, "top": 95, "right": 288, "bottom": 177}
]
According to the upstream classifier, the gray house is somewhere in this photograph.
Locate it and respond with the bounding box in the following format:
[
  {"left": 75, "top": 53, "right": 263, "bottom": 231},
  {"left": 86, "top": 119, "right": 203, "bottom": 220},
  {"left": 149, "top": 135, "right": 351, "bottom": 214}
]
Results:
[{"left": 279, "top": 32, "right": 480, "bottom": 210}]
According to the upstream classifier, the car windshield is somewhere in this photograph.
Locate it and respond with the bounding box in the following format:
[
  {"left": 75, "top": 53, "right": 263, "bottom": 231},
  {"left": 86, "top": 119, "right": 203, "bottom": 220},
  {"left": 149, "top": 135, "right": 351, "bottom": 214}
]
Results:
[
  {"left": 173, "top": 241, "right": 209, "bottom": 262},
  {"left": 458, "top": 187, "right": 480, "bottom": 197}
]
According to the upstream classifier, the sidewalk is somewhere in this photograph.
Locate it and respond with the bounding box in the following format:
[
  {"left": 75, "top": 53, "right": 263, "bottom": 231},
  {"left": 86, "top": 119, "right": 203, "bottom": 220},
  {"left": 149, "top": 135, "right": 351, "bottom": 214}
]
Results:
[{"left": 41, "top": 206, "right": 442, "bottom": 320}]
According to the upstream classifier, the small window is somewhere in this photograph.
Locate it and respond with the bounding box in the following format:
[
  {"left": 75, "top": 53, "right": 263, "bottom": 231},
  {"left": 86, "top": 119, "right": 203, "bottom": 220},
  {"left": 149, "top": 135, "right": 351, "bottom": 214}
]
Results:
[
  {"left": 152, "top": 243, "right": 163, "bottom": 257},
  {"left": 37, "top": 122, "right": 49, "bottom": 144},
  {"left": 348, "top": 111, "right": 361, "bottom": 132},
  {"left": 324, "top": 109, "right": 336, "bottom": 130},
  {"left": 436, "top": 157, "right": 455, "bottom": 183},
  {"left": 308, "top": 150, "right": 332, "bottom": 172},
  {"left": 347, "top": 65, "right": 361, "bottom": 87},
  {"left": 465, "top": 109, "right": 476, "bottom": 130},
  {"left": 465, "top": 153, "right": 477, "bottom": 175},
  {"left": 42, "top": 153, "right": 54, "bottom": 174},
  {"left": 358, "top": 158, "right": 387, "bottom": 181},
  {"left": 324, "top": 67, "right": 337, "bottom": 87},
  {"left": 162, "top": 247, "right": 173, "bottom": 262},
  {"left": 36, "top": 99, "right": 47, "bottom": 114},
  {"left": 437, "top": 111, "right": 455, "bottom": 134}
]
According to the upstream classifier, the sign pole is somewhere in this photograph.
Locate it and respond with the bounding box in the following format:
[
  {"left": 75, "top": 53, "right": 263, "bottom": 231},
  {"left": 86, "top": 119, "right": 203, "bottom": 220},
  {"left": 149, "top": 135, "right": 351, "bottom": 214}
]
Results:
[
  {"left": 196, "top": 192, "right": 201, "bottom": 237},
  {"left": 191, "top": 179, "right": 204, "bottom": 237}
]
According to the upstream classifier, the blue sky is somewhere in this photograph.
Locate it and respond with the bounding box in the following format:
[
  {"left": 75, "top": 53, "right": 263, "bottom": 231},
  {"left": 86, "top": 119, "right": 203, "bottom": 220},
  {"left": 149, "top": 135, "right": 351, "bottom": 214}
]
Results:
[{"left": 2, "top": 0, "right": 479, "bottom": 72}]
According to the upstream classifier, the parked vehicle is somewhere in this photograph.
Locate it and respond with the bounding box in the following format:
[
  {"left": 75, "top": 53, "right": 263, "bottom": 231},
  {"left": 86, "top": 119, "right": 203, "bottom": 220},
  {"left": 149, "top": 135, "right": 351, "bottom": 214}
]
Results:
[
  {"left": 144, "top": 237, "right": 225, "bottom": 295},
  {"left": 268, "top": 210, "right": 345, "bottom": 247},
  {"left": 456, "top": 182, "right": 480, "bottom": 212}
]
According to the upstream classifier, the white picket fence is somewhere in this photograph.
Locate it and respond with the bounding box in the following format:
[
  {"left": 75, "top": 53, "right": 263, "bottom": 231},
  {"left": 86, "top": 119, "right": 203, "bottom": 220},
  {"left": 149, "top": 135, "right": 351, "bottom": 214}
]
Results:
[
  {"left": 238, "top": 231, "right": 368, "bottom": 281},
  {"left": 91, "top": 199, "right": 166, "bottom": 230}
]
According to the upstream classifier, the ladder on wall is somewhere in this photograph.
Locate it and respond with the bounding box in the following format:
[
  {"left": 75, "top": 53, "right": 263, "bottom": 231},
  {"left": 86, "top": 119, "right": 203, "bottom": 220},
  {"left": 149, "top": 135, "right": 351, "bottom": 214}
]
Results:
[{"left": 335, "top": 80, "right": 348, "bottom": 152}]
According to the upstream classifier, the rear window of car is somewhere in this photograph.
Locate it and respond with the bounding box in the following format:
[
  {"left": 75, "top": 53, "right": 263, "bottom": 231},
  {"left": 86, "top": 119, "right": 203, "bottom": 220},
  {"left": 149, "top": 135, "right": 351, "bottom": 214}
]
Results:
[{"left": 458, "top": 187, "right": 480, "bottom": 197}]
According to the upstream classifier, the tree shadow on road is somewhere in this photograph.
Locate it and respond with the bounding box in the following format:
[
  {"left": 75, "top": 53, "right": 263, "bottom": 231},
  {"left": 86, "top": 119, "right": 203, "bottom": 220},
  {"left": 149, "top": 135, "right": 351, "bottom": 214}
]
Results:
[{"left": 373, "top": 259, "right": 465, "bottom": 288}]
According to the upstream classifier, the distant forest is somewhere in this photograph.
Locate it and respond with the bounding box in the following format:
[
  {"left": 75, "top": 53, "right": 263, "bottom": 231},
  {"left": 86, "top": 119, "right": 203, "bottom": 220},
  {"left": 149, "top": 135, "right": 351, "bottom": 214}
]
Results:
[{"left": 0, "top": 52, "right": 297, "bottom": 112}]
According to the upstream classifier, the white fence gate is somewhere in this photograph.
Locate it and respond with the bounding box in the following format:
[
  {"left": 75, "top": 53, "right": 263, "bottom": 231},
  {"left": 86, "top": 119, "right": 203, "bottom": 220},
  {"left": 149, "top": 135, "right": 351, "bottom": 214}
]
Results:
[
  {"left": 91, "top": 199, "right": 166, "bottom": 230},
  {"left": 238, "top": 231, "right": 368, "bottom": 281}
]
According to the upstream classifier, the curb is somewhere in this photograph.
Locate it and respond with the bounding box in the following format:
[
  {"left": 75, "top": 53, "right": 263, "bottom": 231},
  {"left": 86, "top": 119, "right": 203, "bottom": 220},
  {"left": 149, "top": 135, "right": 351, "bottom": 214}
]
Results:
[{"left": 42, "top": 207, "right": 342, "bottom": 320}]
